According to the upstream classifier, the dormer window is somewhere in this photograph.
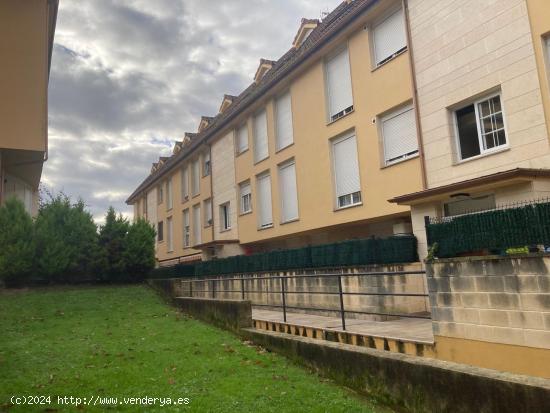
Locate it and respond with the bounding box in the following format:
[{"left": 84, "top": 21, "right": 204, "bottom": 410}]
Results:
[
  {"left": 198, "top": 116, "right": 213, "bottom": 132},
  {"left": 183, "top": 132, "right": 196, "bottom": 147},
  {"left": 219, "top": 94, "right": 236, "bottom": 114},
  {"left": 254, "top": 59, "right": 275, "bottom": 83},
  {"left": 292, "top": 18, "right": 319, "bottom": 48},
  {"left": 173, "top": 141, "right": 183, "bottom": 155}
]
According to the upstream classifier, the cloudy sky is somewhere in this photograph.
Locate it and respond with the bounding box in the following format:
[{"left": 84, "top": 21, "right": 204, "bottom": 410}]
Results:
[{"left": 45, "top": 0, "right": 341, "bottom": 222}]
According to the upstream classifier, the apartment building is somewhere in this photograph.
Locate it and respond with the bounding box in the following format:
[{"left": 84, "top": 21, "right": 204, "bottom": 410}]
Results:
[
  {"left": 127, "top": 0, "right": 424, "bottom": 265},
  {"left": 390, "top": 0, "right": 550, "bottom": 257},
  {"left": 0, "top": 0, "right": 59, "bottom": 216}
]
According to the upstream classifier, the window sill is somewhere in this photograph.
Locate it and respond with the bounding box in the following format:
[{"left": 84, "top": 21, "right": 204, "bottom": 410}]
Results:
[
  {"left": 167, "top": 250, "right": 174, "bottom": 254},
  {"left": 239, "top": 210, "right": 253, "bottom": 217},
  {"left": 371, "top": 47, "right": 407, "bottom": 73},
  {"left": 334, "top": 202, "right": 363, "bottom": 212},
  {"left": 236, "top": 148, "right": 249, "bottom": 157},
  {"left": 326, "top": 108, "right": 355, "bottom": 126},
  {"left": 258, "top": 224, "right": 274, "bottom": 231},
  {"left": 253, "top": 156, "right": 269, "bottom": 166},
  {"left": 280, "top": 218, "right": 299, "bottom": 225},
  {"left": 191, "top": 194, "right": 200, "bottom": 199},
  {"left": 204, "top": 224, "right": 212, "bottom": 229},
  {"left": 181, "top": 197, "right": 190, "bottom": 204},
  {"left": 158, "top": 240, "right": 165, "bottom": 244},
  {"left": 275, "top": 142, "right": 294, "bottom": 154},
  {"left": 455, "top": 146, "right": 510, "bottom": 165},
  {"left": 381, "top": 153, "right": 419, "bottom": 169},
  {"left": 220, "top": 228, "right": 232, "bottom": 233}
]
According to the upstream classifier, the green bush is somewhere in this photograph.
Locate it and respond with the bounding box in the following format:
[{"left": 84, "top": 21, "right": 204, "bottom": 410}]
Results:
[{"left": 0, "top": 198, "right": 35, "bottom": 286}]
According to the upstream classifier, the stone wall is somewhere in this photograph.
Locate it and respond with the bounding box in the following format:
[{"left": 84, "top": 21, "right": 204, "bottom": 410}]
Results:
[
  {"left": 154, "top": 262, "right": 429, "bottom": 321},
  {"left": 427, "top": 255, "right": 550, "bottom": 349}
]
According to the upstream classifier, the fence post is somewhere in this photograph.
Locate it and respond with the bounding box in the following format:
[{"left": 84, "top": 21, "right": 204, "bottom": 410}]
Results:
[
  {"left": 281, "top": 275, "right": 287, "bottom": 323},
  {"left": 337, "top": 274, "right": 346, "bottom": 331},
  {"left": 241, "top": 275, "right": 245, "bottom": 300},
  {"left": 424, "top": 215, "right": 431, "bottom": 246}
]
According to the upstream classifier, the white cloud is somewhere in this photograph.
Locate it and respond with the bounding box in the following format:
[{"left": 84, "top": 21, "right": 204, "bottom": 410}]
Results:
[{"left": 45, "top": 0, "right": 341, "bottom": 222}]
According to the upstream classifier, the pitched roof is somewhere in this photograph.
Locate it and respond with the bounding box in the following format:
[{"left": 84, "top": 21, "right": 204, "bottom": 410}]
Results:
[{"left": 127, "top": 0, "right": 377, "bottom": 204}]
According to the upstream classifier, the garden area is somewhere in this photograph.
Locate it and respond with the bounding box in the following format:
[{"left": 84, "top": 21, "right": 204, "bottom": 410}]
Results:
[{"left": 0, "top": 285, "right": 390, "bottom": 412}]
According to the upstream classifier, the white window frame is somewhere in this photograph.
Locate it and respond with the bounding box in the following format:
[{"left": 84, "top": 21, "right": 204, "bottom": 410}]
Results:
[
  {"left": 183, "top": 209, "right": 190, "bottom": 248},
  {"left": 544, "top": 35, "right": 550, "bottom": 88},
  {"left": 275, "top": 91, "right": 294, "bottom": 151},
  {"left": 253, "top": 109, "right": 269, "bottom": 163},
  {"left": 166, "top": 178, "right": 173, "bottom": 210},
  {"left": 325, "top": 46, "right": 354, "bottom": 123},
  {"left": 453, "top": 92, "right": 509, "bottom": 163},
  {"left": 331, "top": 132, "right": 362, "bottom": 210},
  {"left": 380, "top": 104, "right": 418, "bottom": 166},
  {"left": 203, "top": 151, "right": 211, "bottom": 177},
  {"left": 204, "top": 198, "right": 213, "bottom": 227},
  {"left": 220, "top": 202, "right": 231, "bottom": 232},
  {"left": 157, "top": 185, "right": 163, "bottom": 205},
  {"left": 235, "top": 123, "right": 249, "bottom": 155},
  {"left": 157, "top": 220, "right": 164, "bottom": 242},
  {"left": 239, "top": 181, "right": 252, "bottom": 215},
  {"left": 371, "top": 6, "right": 407, "bottom": 67},
  {"left": 166, "top": 216, "right": 173, "bottom": 252},
  {"left": 256, "top": 172, "right": 273, "bottom": 229},
  {"left": 181, "top": 166, "right": 189, "bottom": 202},
  {"left": 278, "top": 159, "right": 299, "bottom": 223},
  {"left": 192, "top": 204, "right": 201, "bottom": 246},
  {"left": 191, "top": 158, "right": 200, "bottom": 196}
]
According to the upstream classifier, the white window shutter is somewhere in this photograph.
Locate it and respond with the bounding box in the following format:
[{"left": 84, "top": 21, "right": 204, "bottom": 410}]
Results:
[
  {"left": 279, "top": 162, "right": 298, "bottom": 222},
  {"left": 192, "top": 159, "right": 200, "bottom": 195},
  {"left": 373, "top": 8, "right": 406, "bottom": 65},
  {"left": 237, "top": 124, "right": 248, "bottom": 153},
  {"left": 276, "top": 92, "right": 293, "bottom": 151},
  {"left": 326, "top": 48, "right": 353, "bottom": 118},
  {"left": 253, "top": 110, "right": 269, "bottom": 162},
  {"left": 382, "top": 106, "right": 418, "bottom": 164},
  {"left": 257, "top": 174, "right": 273, "bottom": 227},
  {"left": 181, "top": 167, "right": 189, "bottom": 199},
  {"left": 193, "top": 205, "right": 201, "bottom": 245},
  {"left": 333, "top": 135, "right": 361, "bottom": 198}
]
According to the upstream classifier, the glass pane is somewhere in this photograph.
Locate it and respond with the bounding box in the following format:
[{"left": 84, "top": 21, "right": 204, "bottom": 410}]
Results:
[
  {"left": 482, "top": 117, "right": 494, "bottom": 134},
  {"left": 494, "top": 113, "right": 504, "bottom": 130},
  {"left": 491, "top": 96, "right": 501, "bottom": 113},
  {"left": 456, "top": 104, "right": 480, "bottom": 159},
  {"left": 479, "top": 101, "right": 490, "bottom": 117},
  {"left": 496, "top": 129, "right": 507, "bottom": 146}
]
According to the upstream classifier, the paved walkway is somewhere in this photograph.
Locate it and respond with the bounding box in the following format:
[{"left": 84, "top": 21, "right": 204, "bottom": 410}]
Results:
[{"left": 252, "top": 308, "right": 434, "bottom": 344}]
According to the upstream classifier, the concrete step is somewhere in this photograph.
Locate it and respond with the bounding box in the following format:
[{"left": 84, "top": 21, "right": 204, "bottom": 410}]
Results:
[{"left": 252, "top": 318, "right": 436, "bottom": 358}]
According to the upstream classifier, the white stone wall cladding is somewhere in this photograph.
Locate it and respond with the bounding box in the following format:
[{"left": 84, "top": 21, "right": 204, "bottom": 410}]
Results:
[
  {"left": 427, "top": 256, "right": 550, "bottom": 349},
  {"left": 408, "top": 0, "right": 550, "bottom": 188},
  {"left": 212, "top": 132, "right": 238, "bottom": 240}
]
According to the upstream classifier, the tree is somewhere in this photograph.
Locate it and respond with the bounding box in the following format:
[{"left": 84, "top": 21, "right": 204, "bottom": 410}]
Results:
[
  {"left": 124, "top": 218, "right": 156, "bottom": 281},
  {"left": 0, "top": 198, "right": 35, "bottom": 287},
  {"left": 34, "top": 194, "right": 100, "bottom": 283},
  {"left": 98, "top": 207, "right": 130, "bottom": 282}
]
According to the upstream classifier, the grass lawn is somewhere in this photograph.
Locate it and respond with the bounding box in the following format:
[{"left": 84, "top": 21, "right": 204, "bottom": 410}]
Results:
[{"left": 0, "top": 285, "right": 391, "bottom": 412}]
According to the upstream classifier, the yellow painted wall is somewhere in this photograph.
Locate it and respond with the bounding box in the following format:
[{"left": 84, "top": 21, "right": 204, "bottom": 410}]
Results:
[
  {"left": 0, "top": 0, "right": 49, "bottom": 152},
  {"left": 527, "top": 0, "right": 550, "bottom": 140}
]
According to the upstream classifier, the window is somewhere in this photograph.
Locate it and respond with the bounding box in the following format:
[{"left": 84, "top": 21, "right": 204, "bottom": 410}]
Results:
[
  {"left": 143, "top": 197, "right": 147, "bottom": 219},
  {"left": 220, "top": 203, "right": 231, "bottom": 231},
  {"left": 203, "top": 152, "right": 211, "bottom": 177},
  {"left": 278, "top": 160, "right": 299, "bottom": 223},
  {"left": 204, "top": 198, "right": 212, "bottom": 227},
  {"left": 455, "top": 93, "right": 507, "bottom": 161},
  {"left": 166, "top": 217, "right": 173, "bottom": 252},
  {"left": 444, "top": 194, "right": 496, "bottom": 217},
  {"left": 256, "top": 173, "right": 273, "bottom": 228},
  {"left": 166, "top": 178, "right": 173, "bottom": 210},
  {"left": 240, "top": 181, "right": 252, "bottom": 214},
  {"left": 183, "top": 209, "right": 190, "bottom": 247},
  {"left": 372, "top": 8, "right": 407, "bottom": 66},
  {"left": 236, "top": 124, "right": 249, "bottom": 154},
  {"left": 544, "top": 35, "right": 550, "bottom": 83},
  {"left": 193, "top": 204, "right": 201, "bottom": 245},
  {"left": 275, "top": 91, "right": 294, "bottom": 151},
  {"left": 191, "top": 158, "right": 200, "bottom": 196},
  {"left": 253, "top": 109, "right": 269, "bottom": 162},
  {"left": 332, "top": 133, "right": 362, "bottom": 209},
  {"left": 157, "top": 185, "right": 163, "bottom": 204},
  {"left": 157, "top": 221, "right": 164, "bottom": 242},
  {"left": 181, "top": 166, "right": 189, "bottom": 201},
  {"left": 381, "top": 104, "right": 418, "bottom": 165},
  {"left": 325, "top": 47, "right": 354, "bottom": 122}
]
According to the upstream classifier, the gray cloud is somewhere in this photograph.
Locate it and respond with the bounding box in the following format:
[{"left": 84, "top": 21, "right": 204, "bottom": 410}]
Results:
[{"left": 45, "top": 0, "right": 340, "bottom": 222}]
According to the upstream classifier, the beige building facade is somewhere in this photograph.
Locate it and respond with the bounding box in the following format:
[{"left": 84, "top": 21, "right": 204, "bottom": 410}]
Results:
[
  {"left": 392, "top": 0, "right": 550, "bottom": 258},
  {"left": 0, "top": 0, "right": 58, "bottom": 216},
  {"left": 128, "top": 0, "right": 424, "bottom": 265}
]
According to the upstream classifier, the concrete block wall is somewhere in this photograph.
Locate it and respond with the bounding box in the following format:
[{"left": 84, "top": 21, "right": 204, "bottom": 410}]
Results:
[{"left": 427, "top": 255, "right": 550, "bottom": 349}]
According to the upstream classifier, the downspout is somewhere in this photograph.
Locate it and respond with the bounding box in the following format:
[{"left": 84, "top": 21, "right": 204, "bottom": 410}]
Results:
[{"left": 403, "top": 0, "right": 428, "bottom": 190}]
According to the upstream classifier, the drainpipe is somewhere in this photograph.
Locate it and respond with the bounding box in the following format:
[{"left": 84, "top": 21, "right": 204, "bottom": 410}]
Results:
[{"left": 403, "top": 0, "right": 428, "bottom": 190}]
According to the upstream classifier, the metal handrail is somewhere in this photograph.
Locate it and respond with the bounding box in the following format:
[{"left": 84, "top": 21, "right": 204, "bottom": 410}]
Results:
[{"left": 175, "top": 270, "right": 429, "bottom": 330}]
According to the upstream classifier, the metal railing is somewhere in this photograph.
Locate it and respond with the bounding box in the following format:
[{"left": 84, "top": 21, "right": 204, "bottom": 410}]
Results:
[{"left": 176, "top": 270, "right": 429, "bottom": 331}]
